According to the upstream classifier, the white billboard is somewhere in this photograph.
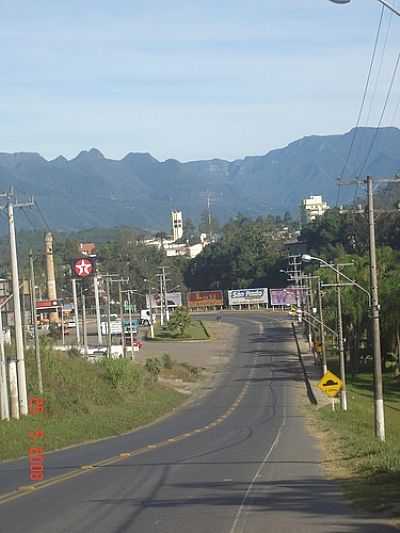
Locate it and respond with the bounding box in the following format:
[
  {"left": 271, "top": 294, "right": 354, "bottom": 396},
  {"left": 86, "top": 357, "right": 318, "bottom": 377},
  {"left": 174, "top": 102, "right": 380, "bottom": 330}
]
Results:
[
  {"left": 228, "top": 288, "right": 269, "bottom": 306},
  {"left": 146, "top": 292, "right": 182, "bottom": 309}
]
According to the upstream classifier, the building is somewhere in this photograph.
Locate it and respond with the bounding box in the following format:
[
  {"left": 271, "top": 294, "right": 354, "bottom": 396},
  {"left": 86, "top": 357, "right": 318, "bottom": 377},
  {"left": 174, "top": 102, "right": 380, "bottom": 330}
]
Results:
[
  {"left": 80, "top": 242, "right": 97, "bottom": 257},
  {"left": 171, "top": 210, "right": 183, "bottom": 241},
  {"left": 300, "top": 195, "right": 329, "bottom": 224}
]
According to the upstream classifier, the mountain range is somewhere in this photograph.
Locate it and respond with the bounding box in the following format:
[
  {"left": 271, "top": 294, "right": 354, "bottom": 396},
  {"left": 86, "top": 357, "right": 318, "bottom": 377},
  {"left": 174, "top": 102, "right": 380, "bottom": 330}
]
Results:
[{"left": 1, "top": 127, "right": 400, "bottom": 232}]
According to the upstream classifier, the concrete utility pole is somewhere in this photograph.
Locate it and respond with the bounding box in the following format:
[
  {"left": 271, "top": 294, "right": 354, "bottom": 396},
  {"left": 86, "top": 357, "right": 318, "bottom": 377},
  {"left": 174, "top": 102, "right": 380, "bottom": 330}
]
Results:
[
  {"left": 335, "top": 267, "right": 348, "bottom": 411},
  {"left": 8, "top": 200, "right": 29, "bottom": 416},
  {"left": 0, "top": 302, "right": 10, "bottom": 420},
  {"left": 29, "top": 251, "right": 43, "bottom": 394},
  {"left": 106, "top": 277, "right": 112, "bottom": 358},
  {"left": 81, "top": 289, "right": 88, "bottom": 356},
  {"left": 72, "top": 278, "right": 80, "bottom": 346},
  {"left": 162, "top": 266, "right": 170, "bottom": 322},
  {"left": 93, "top": 275, "right": 103, "bottom": 345},
  {"left": 317, "top": 280, "right": 328, "bottom": 375},
  {"left": 367, "top": 176, "right": 385, "bottom": 441},
  {"left": 118, "top": 281, "right": 126, "bottom": 358},
  {"left": 8, "top": 359, "right": 19, "bottom": 419},
  {"left": 158, "top": 274, "right": 164, "bottom": 326},
  {"left": 144, "top": 278, "right": 155, "bottom": 338}
]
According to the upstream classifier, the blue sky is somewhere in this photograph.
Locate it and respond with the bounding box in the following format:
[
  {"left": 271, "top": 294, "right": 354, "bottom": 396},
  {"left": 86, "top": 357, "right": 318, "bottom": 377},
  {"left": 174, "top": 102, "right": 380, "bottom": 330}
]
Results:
[{"left": 1, "top": 0, "right": 400, "bottom": 161}]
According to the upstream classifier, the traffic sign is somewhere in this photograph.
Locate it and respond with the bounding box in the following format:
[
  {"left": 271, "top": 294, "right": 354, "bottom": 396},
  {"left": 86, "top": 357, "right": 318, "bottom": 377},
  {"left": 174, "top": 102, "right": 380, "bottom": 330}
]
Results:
[
  {"left": 318, "top": 370, "right": 343, "bottom": 398},
  {"left": 72, "top": 258, "right": 95, "bottom": 278}
]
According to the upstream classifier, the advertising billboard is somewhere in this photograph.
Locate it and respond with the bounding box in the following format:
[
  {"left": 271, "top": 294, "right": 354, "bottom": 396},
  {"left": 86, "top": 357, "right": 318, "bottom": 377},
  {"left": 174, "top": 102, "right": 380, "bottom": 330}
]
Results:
[
  {"left": 270, "top": 288, "right": 302, "bottom": 307},
  {"left": 187, "top": 290, "right": 224, "bottom": 308},
  {"left": 228, "top": 288, "right": 269, "bottom": 306},
  {"left": 146, "top": 292, "right": 182, "bottom": 309}
]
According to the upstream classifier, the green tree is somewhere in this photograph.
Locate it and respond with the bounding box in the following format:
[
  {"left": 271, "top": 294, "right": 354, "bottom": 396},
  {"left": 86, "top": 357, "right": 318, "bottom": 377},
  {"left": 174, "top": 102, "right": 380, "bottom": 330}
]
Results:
[{"left": 168, "top": 307, "right": 192, "bottom": 337}]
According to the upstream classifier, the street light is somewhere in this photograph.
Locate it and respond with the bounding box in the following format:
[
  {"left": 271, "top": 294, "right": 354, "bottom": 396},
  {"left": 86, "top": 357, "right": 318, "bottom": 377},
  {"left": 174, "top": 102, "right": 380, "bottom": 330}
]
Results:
[
  {"left": 329, "top": 0, "right": 400, "bottom": 17},
  {"left": 302, "top": 253, "right": 384, "bottom": 438},
  {"left": 302, "top": 255, "right": 371, "bottom": 306}
]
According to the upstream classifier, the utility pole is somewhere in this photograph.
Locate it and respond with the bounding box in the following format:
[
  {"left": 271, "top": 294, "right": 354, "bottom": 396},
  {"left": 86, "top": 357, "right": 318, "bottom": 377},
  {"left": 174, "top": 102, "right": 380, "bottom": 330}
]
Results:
[
  {"left": 126, "top": 290, "right": 134, "bottom": 354},
  {"left": 8, "top": 359, "right": 19, "bottom": 419},
  {"left": 106, "top": 277, "right": 112, "bottom": 358},
  {"left": 162, "top": 266, "right": 170, "bottom": 322},
  {"left": 8, "top": 200, "right": 29, "bottom": 416},
  {"left": 317, "top": 280, "right": 328, "bottom": 375},
  {"left": 81, "top": 289, "right": 88, "bottom": 356},
  {"left": 144, "top": 278, "right": 155, "bottom": 338},
  {"left": 93, "top": 275, "right": 103, "bottom": 345},
  {"left": 0, "top": 302, "right": 9, "bottom": 420},
  {"left": 158, "top": 274, "right": 164, "bottom": 326},
  {"left": 118, "top": 281, "right": 126, "bottom": 358},
  {"left": 367, "top": 176, "right": 385, "bottom": 441},
  {"left": 336, "top": 266, "right": 348, "bottom": 411},
  {"left": 29, "top": 251, "right": 43, "bottom": 394},
  {"left": 72, "top": 278, "right": 80, "bottom": 346}
]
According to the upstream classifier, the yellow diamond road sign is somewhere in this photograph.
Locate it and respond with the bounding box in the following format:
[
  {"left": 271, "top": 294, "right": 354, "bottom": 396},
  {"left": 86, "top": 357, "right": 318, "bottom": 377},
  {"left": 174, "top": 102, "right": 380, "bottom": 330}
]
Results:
[{"left": 318, "top": 370, "right": 343, "bottom": 398}]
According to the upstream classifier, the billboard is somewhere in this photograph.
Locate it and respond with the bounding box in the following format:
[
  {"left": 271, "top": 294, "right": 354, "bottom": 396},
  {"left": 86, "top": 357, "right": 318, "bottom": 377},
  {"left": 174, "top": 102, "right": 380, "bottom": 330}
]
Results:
[
  {"left": 270, "top": 288, "right": 302, "bottom": 307},
  {"left": 228, "top": 288, "right": 269, "bottom": 306},
  {"left": 146, "top": 292, "right": 182, "bottom": 309},
  {"left": 187, "top": 290, "right": 224, "bottom": 307}
]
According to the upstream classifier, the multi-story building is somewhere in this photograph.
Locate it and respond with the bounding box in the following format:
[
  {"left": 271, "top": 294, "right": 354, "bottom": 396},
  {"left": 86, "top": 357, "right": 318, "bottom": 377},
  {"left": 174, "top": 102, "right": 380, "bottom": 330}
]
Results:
[{"left": 300, "top": 195, "right": 329, "bottom": 224}]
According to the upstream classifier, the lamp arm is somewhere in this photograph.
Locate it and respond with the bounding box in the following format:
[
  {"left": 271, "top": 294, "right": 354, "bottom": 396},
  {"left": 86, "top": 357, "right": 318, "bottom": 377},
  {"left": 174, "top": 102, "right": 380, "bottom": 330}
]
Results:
[
  {"left": 378, "top": 0, "right": 400, "bottom": 17},
  {"left": 314, "top": 257, "right": 372, "bottom": 307}
]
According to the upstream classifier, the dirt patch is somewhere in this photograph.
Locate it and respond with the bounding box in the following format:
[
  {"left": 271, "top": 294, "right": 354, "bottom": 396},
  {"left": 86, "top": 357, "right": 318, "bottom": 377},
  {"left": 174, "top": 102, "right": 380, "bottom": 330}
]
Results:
[{"left": 137, "top": 321, "right": 239, "bottom": 369}]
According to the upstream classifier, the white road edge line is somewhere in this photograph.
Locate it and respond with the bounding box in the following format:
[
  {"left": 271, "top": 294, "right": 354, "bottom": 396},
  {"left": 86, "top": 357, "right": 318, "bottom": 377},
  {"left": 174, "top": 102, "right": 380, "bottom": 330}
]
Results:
[
  {"left": 229, "top": 320, "right": 288, "bottom": 533},
  {"left": 229, "top": 409, "right": 287, "bottom": 533}
]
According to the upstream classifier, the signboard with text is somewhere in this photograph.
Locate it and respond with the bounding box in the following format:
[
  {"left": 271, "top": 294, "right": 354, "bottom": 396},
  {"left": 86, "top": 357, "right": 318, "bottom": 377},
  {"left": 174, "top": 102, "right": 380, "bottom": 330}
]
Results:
[
  {"left": 270, "top": 288, "right": 302, "bottom": 307},
  {"left": 146, "top": 292, "right": 182, "bottom": 309},
  {"left": 187, "top": 290, "right": 224, "bottom": 308},
  {"left": 228, "top": 288, "right": 269, "bottom": 306}
]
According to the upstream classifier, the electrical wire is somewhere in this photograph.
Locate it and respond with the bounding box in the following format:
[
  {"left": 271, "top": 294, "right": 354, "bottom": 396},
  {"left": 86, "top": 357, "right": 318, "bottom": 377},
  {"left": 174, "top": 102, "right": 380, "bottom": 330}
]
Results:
[
  {"left": 21, "top": 207, "right": 38, "bottom": 232},
  {"left": 35, "top": 200, "right": 51, "bottom": 233},
  {"left": 336, "top": 4, "right": 385, "bottom": 208},
  {"left": 365, "top": 9, "right": 393, "bottom": 126},
  {"left": 358, "top": 50, "right": 400, "bottom": 178}
]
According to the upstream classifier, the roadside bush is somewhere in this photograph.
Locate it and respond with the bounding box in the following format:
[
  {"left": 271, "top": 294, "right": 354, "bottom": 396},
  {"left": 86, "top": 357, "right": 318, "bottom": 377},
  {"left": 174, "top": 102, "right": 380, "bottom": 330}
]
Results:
[
  {"left": 145, "top": 358, "right": 162, "bottom": 382},
  {"left": 161, "top": 353, "right": 174, "bottom": 369},
  {"left": 98, "top": 359, "right": 144, "bottom": 392}
]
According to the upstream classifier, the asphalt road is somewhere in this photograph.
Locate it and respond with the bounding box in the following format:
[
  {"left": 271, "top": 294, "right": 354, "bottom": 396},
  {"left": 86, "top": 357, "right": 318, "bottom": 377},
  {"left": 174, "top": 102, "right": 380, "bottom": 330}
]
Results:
[{"left": 0, "top": 313, "right": 396, "bottom": 533}]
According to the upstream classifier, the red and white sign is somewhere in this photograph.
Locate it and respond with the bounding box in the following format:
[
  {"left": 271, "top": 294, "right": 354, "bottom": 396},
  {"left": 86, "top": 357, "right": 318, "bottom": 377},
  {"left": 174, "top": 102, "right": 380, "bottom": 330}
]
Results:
[
  {"left": 72, "top": 258, "right": 95, "bottom": 278},
  {"left": 36, "top": 300, "right": 61, "bottom": 310}
]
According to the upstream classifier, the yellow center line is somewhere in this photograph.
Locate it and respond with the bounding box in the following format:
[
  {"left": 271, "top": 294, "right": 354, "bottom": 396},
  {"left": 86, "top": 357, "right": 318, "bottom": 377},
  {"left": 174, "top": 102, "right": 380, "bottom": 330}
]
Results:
[{"left": 0, "top": 346, "right": 258, "bottom": 507}]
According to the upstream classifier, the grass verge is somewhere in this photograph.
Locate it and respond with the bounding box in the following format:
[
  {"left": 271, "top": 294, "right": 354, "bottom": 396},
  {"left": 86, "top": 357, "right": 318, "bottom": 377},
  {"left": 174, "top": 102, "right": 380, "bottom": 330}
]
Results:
[
  {"left": 0, "top": 342, "right": 185, "bottom": 461},
  {"left": 309, "top": 372, "right": 400, "bottom": 519},
  {"left": 151, "top": 320, "right": 210, "bottom": 341}
]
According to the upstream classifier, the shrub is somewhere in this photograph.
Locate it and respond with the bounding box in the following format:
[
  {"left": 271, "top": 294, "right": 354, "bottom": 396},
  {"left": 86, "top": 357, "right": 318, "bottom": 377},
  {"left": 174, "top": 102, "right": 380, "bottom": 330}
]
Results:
[
  {"left": 161, "top": 353, "right": 174, "bottom": 369},
  {"left": 98, "top": 359, "right": 144, "bottom": 392},
  {"left": 145, "top": 358, "right": 162, "bottom": 382}
]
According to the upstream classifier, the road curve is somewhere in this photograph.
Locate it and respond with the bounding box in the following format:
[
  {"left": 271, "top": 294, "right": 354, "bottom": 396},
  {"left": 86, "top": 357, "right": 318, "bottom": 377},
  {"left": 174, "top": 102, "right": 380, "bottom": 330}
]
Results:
[{"left": 0, "top": 313, "right": 396, "bottom": 533}]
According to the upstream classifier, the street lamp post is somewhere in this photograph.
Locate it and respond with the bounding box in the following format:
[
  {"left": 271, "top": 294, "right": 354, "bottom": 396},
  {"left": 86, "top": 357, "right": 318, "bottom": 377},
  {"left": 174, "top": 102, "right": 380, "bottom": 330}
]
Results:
[{"left": 302, "top": 254, "right": 385, "bottom": 438}]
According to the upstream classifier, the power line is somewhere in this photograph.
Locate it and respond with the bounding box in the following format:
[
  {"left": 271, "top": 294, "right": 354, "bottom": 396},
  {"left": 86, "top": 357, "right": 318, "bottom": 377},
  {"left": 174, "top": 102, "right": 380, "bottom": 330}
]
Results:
[
  {"left": 365, "top": 8, "right": 394, "bottom": 126},
  {"left": 35, "top": 200, "right": 51, "bottom": 233},
  {"left": 336, "top": 5, "right": 385, "bottom": 207},
  {"left": 358, "top": 50, "right": 400, "bottom": 178}
]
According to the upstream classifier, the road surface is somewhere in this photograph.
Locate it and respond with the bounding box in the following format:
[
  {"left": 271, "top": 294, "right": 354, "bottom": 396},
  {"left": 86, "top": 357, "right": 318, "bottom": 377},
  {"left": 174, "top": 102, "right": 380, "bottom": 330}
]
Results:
[{"left": 0, "top": 313, "right": 396, "bottom": 533}]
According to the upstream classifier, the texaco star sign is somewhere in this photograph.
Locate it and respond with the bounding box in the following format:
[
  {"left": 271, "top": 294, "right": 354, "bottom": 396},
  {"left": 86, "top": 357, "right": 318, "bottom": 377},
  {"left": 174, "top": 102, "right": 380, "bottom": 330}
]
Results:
[{"left": 73, "top": 258, "right": 94, "bottom": 278}]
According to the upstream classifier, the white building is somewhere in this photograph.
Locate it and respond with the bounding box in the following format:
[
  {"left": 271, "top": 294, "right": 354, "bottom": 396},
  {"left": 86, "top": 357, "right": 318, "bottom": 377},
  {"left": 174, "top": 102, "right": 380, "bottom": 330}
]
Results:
[
  {"left": 171, "top": 210, "right": 183, "bottom": 241},
  {"left": 300, "top": 195, "right": 329, "bottom": 224}
]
